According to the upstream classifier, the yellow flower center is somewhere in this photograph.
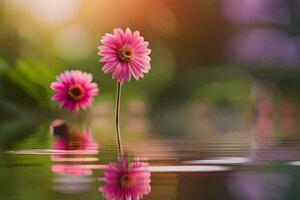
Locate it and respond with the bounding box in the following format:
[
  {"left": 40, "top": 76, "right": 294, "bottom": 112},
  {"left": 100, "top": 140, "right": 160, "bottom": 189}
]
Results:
[
  {"left": 120, "top": 173, "right": 134, "bottom": 188},
  {"left": 119, "top": 45, "right": 134, "bottom": 62},
  {"left": 68, "top": 84, "right": 84, "bottom": 100}
]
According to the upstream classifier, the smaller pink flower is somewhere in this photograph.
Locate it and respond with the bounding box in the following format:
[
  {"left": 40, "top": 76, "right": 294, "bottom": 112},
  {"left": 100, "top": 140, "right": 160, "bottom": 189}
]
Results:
[
  {"left": 98, "top": 28, "right": 151, "bottom": 85},
  {"left": 99, "top": 158, "right": 151, "bottom": 200},
  {"left": 50, "top": 70, "right": 99, "bottom": 112}
]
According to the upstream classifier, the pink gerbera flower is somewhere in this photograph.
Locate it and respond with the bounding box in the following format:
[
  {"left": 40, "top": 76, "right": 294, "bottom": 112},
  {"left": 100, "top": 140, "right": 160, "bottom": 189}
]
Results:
[
  {"left": 50, "top": 70, "right": 99, "bottom": 112},
  {"left": 99, "top": 158, "right": 151, "bottom": 200},
  {"left": 98, "top": 28, "right": 151, "bottom": 85}
]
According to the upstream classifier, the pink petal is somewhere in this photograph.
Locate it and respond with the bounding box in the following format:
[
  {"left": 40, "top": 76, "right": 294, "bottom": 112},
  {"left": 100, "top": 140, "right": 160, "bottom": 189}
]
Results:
[
  {"left": 102, "top": 62, "right": 116, "bottom": 73},
  {"left": 112, "top": 63, "right": 123, "bottom": 79}
]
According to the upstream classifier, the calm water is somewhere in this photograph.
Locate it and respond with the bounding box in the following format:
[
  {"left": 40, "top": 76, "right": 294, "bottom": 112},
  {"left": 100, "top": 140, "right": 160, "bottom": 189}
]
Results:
[{"left": 1, "top": 110, "right": 300, "bottom": 200}]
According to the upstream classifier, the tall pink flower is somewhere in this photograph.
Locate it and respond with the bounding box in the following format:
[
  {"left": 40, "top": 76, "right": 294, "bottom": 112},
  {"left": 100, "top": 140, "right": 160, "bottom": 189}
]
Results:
[
  {"left": 99, "top": 158, "right": 151, "bottom": 200},
  {"left": 98, "top": 28, "right": 151, "bottom": 85},
  {"left": 50, "top": 70, "right": 99, "bottom": 112}
]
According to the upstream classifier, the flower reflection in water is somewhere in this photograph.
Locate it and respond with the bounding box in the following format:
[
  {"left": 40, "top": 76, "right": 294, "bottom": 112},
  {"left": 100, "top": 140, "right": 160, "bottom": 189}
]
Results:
[
  {"left": 52, "top": 128, "right": 98, "bottom": 152},
  {"left": 99, "top": 157, "right": 151, "bottom": 200},
  {"left": 51, "top": 164, "right": 93, "bottom": 176},
  {"left": 50, "top": 119, "right": 98, "bottom": 152},
  {"left": 50, "top": 119, "right": 99, "bottom": 193}
]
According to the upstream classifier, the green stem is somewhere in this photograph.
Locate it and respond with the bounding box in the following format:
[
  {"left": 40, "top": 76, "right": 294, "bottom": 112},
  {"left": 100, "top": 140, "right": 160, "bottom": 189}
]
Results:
[{"left": 115, "top": 82, "right": 124, "bottom": 156}]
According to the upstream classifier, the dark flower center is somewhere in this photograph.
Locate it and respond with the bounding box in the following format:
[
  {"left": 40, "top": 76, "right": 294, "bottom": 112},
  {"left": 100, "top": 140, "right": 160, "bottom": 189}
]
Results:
[
  {"left": 69, "top": 134, "right": 86, "bottom": 150},
  {"left": 119, "top": 45, "right": 134, "bottom": 62},
  {"left": 120, "top": 173, "right": 134, "bottom": 188},
  {"left": 68, "top": 84, "right": 84, "bottom": 100}
]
